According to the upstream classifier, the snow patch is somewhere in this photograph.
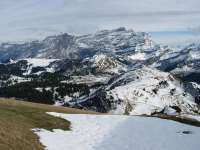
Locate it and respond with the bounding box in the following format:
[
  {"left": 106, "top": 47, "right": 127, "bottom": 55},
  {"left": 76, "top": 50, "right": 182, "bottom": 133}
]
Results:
[
  {"left": 34, "top": 113, "right": 200, "bottom": 150},
  {"left": 25, "top": 58, "right": 58, "bottom": 67},
  {"left": 64, "top": 95, "right": 72, "bottom": 102},
  {"left": 128, "top": 53, "right": 146, "bottom": 61}
]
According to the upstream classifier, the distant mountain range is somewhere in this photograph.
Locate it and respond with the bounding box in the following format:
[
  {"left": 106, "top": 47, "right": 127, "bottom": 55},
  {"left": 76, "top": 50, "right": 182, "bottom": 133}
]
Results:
[{"left": 0, "top": 27, "right": 199, "bottom": 117}]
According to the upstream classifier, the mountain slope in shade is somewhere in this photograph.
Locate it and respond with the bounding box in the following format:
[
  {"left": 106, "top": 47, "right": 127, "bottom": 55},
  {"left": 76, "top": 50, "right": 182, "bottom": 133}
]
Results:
[{"left": 154, "top": 43, "right": 200, "bottom": 82}]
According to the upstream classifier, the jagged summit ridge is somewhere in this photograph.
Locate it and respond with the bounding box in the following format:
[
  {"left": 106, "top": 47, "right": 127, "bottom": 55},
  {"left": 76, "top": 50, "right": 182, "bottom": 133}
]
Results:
[{"left": 0, "top": 27, "right": 155, "bottom": 62}]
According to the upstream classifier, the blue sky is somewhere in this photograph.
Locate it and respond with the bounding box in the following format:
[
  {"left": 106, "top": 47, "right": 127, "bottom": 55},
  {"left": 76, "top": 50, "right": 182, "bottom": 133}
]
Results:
[
  {"left": 150, "top": 31, "right": 200, "bottom": 46},
  {"left": 0, "top": 0, "right": 200, "bottom": 45}
]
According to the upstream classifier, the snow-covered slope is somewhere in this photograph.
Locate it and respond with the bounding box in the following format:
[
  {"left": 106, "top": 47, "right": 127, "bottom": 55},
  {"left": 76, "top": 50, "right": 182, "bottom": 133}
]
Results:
[
  {"left": 24, "top": 58, "right": 58, "bottom": 67},
  {"left": 107, "top": 67, "right": 199, "bottom": 115},
  {"left": 154, "top": 43, "right": 200, "bottom": 75},
  {"left": 90, "top": 54, "right": 127, "bottom": 74},
  {"left": 34, "top": 112, "right": 200, "bottom": 150}
]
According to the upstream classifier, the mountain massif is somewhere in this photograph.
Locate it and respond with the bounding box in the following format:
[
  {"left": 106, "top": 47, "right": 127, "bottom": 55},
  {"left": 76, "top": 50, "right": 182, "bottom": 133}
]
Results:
[{"left": 0, "top": 27, "right": 199, "bottom": 117}]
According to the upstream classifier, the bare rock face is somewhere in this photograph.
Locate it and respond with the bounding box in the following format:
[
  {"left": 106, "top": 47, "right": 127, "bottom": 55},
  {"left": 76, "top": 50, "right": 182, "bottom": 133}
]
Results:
[{"left": 0, "top": 28, "right": 156, "bottom": 62}]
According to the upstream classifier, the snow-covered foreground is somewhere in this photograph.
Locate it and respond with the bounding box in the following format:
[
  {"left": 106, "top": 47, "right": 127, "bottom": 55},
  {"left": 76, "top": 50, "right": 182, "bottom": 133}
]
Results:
[{"left": 34, "top": 113, "right": 200, "bottom": 150}]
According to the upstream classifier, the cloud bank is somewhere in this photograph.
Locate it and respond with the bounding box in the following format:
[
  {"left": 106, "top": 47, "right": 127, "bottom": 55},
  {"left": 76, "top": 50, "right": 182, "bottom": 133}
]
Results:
[{"left": 0, "top": 0, "right": 200, "bottom": 44}]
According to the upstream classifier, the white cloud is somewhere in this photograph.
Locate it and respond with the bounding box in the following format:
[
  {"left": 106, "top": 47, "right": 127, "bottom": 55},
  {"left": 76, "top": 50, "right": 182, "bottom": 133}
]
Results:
[{"left": 0, "top": 0, "right": 200, "bottom": 43}]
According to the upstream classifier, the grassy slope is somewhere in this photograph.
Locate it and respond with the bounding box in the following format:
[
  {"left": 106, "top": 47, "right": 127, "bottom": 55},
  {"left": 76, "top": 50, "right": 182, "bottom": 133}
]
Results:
[
  {"left": 1, "top": 98, "right": 198, "bottom": 150},
  {"left": 0, "top": 98, "right": 92, "bottom": 150},
  {"left": 153, "top": 114, "right": 200, "bottom": 127}
]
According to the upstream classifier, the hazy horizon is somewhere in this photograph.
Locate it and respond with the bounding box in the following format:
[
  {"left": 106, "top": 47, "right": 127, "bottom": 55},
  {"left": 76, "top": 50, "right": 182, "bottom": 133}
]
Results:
[{"left": 0, "top": 0, "right": 200, "bottom": 45}]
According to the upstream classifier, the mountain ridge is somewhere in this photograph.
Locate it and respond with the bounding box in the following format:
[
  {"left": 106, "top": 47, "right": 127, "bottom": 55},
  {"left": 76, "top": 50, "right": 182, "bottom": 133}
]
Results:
[{"left": 0, "top": 27, "right": 199, "bottom": 117}]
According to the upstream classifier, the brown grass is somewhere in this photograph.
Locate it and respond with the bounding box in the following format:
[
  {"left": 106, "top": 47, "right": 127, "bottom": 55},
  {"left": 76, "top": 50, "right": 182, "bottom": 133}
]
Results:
[
  {"left": 0, "top": 98, "right": 93, "bottom": 150},
  {"left": 153, "top": 114, "right": 200, "bottom": 127}
]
